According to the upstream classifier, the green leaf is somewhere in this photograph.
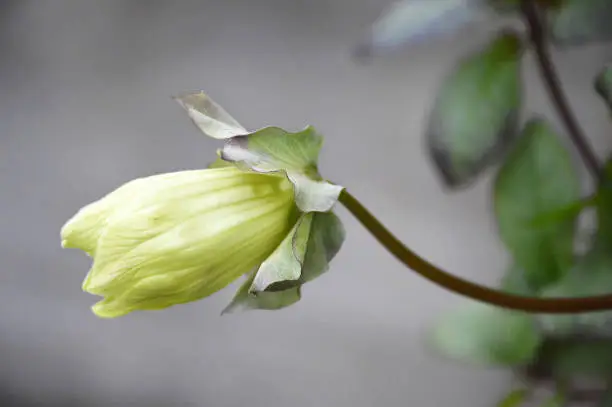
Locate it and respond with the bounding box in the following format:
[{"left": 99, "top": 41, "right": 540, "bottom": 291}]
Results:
[
  {"left": 538, "top": 248, "right": 612, "bottom": 337},
  {"left": 494, "top": 118, "right": 580, "bottom": 290},
  {"left": 430, "top": 300, "right": 542, "bottom": 366},
  {"left": 595, "top": 158, "right": 612, "bottom": 247},
  {"left": 427, "top": 30, "right": 524, "bottom": 188},
  {"left": 250, "top": 212, "right": 345, "bottom": 292},
  {"left": 175, "top": 91, "right": 246, "bottom": 139},
  {"left": 221, "top": 126, "right": 344, "bottom": 212},
  {"left": 539, "top": 392, "right": 565, "bottom": 407},
  {"left": 355, "top": 0, "right": 493, "bottom": 57},
  {"left": 497, "top": 388, "right": 530, "bottom": 407},
  {"left": 528, "top": 196, "right": 595, "bottom": 230},
  {"left": 485, "top": 0, "right": 517, "bottom": 13},
  {"left": 595, "top": 65, "right": 612, "bottom": 110},
  {"left": 600, "top": 386, "right": 612, "bottom": 407},
  {"left": 547, "top": 0, "right": 612, "bottom": 47},
  {"left": 500, "top": 263, "right": 538, "bottom": 296},
  {"left": 539, "top": 155, "right": 612, "bottom": 333},
  {"left": 485, "top": 0, "right": 563, "bottom": 14},
  {"left": 547, "top": 340, "right": 612, "bottom": 381}
]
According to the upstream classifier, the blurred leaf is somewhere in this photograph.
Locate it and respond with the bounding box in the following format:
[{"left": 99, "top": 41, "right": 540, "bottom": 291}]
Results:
[
  {"left": 540, "top": 392, "right": 565, "bottom": 407},
  {"left": 547, "top": 0, "right": 612, "bottom": 47},
  {"left": 595, "top": 158, "right": 612, "bottom": 246},
  {"left": 486, "top": 0, "right": 562, "bottom": 14},
  {"left": 494, "top": 118, "right": 580, "bottom": 290},
  {"left": 427, "top": 30, "right": 524, "bottom": 188},
  {"left": 497, "top": 388, "right": 530, "bottom": 407},
  {"left": 548, "top": 340, "right": 612, "bottom": 381},
  {"left": 250, "top": 212, "right": 345, "bottom": 292},
  {"left": 595, "top": 65, "right": 612, "bottom": 110},
  {"left": 355, "top": 0, "right": 493, "bottom": 57},
  {"left": 528, "top": 196, "right": 595, "bottom": 229},
  {"left": 430, "top": 300, "right": 542, "bottom": 366},
  {"left": 485, "top": 0, "right": 520, "bottom": 14},
  {"left": 600, "top": 386, "right": 612, "bottom": 407},
  {"left": 501, "top": 263, "right": 538, "bottom": 295},
  {"left": 539, "top": 248, "right": 612, "bottom": 337}
]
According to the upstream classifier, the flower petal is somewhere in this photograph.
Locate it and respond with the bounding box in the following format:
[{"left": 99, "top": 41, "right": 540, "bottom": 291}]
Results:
[
  {"left": 60, "top": 178, "right": 147, "bottom": 255},
  {"left": 90, "top": 201, "right": 290, "bottom": 318},
  {"left": 83, "top": 168, "right": 294, "bottom": 296}
]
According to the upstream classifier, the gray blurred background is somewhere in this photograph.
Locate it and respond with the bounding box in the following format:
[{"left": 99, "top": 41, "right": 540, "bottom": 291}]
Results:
[{"left": 1, "top": 1, "right": 611, "bottom": 406}]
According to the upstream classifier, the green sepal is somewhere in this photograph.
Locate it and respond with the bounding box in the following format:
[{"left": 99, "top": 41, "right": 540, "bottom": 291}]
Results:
[
  {"left": 223, "top": 211, "right": 345, "bottom": 312},
  {"left": 547, "top": 0, "right": 612, "bottom": 47},
  {"left": 177, "top": 92, "right": 344, "bottom": 213},
  {"left": 222, "top": 272, "right": 302, "bottom": 314},
  {"left": 250, "top": 211, "right": 345, "bottom": 292}
]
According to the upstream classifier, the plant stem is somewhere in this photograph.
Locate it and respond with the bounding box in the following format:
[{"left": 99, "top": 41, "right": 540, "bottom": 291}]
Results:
[
  {"left": 520, "top": 0, "right": 602, "bottom": 180},
  {"left": 339, "top": 0, "right": 607, "bottom": 314},
  {"left": 339, "top": 189, "right": 612, "bottom": 313}
]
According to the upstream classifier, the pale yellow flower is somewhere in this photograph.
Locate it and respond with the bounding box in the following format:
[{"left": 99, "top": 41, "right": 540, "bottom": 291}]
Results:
[{"left": 61, "top": 167, "right": 295, "bottom": 318}]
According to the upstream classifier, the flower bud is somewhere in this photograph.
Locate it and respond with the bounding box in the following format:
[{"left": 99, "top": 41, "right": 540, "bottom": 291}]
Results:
[{"left": 61, "top": 167, "right": 295, "bottom": 318}]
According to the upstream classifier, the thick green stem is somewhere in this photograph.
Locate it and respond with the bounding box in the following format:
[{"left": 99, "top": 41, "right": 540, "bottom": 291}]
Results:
[{"left": 339, "top": 189, "right": 612, "bottom": 314}]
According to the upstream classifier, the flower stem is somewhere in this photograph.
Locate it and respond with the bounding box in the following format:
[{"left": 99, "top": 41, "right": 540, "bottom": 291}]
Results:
[
  {"left": 339, "top": 0, "right": 607, "bottom": 314},
  {"left": 520, "top": 0, "right": 602, "bottom": 180},
  {"left": 338, "top": 189, "right": 612, "bottom": 313}
]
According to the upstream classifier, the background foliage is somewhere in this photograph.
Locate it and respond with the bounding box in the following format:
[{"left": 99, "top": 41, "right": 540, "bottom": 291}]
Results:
[{"left": 362, "top": 0, "right": 612, "bottom": 405}]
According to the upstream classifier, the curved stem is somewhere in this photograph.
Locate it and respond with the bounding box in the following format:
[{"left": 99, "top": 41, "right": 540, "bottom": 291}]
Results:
[
  {"left": 520, "top": 0, "right": 602, "bottom": 180},
  {"left": 339, "top": 189, "right": 612, "bottom": 313}
]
